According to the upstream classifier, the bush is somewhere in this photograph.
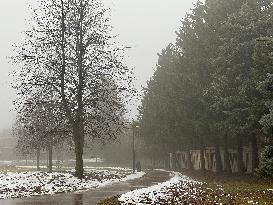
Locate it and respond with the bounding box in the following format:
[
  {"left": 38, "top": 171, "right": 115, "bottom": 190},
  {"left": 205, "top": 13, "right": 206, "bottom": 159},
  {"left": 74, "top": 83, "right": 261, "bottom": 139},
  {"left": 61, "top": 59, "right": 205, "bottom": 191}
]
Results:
[{"left": 257, "top": 146, "right": 273, "bottom": 178}]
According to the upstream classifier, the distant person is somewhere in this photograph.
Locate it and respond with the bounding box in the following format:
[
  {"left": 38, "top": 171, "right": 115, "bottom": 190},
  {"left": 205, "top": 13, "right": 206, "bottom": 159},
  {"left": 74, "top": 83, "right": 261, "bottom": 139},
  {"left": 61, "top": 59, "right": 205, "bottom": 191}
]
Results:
[{"left": 136, "top": 161, "right": 141, "bottom": 172}]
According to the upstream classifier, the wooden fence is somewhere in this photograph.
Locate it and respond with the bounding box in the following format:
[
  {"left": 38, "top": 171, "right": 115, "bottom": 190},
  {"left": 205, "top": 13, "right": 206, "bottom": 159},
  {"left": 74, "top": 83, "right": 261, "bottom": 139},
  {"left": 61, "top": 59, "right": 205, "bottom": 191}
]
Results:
[{"left": 170, "top": 145, "right": 257, "bottom": 173}]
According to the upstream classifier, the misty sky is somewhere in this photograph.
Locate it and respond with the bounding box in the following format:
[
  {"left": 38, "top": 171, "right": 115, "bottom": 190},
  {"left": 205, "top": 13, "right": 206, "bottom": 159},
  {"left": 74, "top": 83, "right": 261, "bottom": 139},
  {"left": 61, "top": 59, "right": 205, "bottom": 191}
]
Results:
[{"left": 0, "top": 0, "right": 195, "bottom": 131}]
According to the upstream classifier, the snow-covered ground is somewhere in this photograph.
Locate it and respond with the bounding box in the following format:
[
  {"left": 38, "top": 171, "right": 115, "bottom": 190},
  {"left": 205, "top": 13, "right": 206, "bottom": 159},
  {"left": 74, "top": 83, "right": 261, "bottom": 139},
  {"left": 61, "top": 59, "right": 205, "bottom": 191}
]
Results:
[
  {"left": 0, "top": 168, "right": 145, "bottom": 199},
  {"left": 0, "top": 161, "right": 14, "bottom": 167},
  {"left": 119, "top": 172, "right": 203, "bottom": 205},
  {"left": 119, "top": 171, "right": 273, "bottom": 205}
]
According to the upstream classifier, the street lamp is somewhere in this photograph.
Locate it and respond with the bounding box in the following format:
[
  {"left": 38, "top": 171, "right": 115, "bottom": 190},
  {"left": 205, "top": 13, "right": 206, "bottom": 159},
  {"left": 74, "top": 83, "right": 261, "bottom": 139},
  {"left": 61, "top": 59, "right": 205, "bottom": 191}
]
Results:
[{"left": 132, "top": 124, "right": 140, "bottom": 173}]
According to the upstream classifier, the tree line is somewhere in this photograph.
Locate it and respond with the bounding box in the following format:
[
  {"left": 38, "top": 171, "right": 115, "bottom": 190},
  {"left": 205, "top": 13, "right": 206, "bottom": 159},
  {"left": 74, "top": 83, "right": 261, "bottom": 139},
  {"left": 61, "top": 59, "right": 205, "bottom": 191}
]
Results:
[
  {"left": 139, "top": 0, "right": 273, "bottom": 174},
  {"left": 12, "top": 0, "right": 132, "bottom": 178}
]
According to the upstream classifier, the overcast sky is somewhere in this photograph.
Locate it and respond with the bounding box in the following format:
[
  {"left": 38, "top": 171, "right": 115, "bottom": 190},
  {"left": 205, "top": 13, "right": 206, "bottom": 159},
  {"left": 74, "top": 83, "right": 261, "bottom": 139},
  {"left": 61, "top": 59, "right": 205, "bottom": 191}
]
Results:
[{"left": 0, "top": 0, "right": 195, "bottom": 131}]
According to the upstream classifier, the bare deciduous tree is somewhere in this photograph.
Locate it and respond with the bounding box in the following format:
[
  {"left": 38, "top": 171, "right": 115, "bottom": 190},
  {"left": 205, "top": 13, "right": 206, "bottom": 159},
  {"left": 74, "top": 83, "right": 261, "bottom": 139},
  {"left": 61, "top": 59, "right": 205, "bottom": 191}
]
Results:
[{"left": 13, "top": 0, "right": 132, "bottom": 178}]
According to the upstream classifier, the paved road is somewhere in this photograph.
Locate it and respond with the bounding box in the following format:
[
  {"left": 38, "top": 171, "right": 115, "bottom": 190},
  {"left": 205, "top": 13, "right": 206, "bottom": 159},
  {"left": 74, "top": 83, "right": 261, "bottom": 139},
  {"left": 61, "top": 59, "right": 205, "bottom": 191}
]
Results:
[{"left": 0, "top": 170, "right": 171, "bottom": 205}]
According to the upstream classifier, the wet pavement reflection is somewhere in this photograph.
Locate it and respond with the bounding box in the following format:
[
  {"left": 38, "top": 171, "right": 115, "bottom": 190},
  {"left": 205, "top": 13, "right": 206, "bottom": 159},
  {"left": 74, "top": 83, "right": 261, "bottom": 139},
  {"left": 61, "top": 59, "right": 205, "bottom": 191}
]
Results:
[{"left": 0, "top": 170, "right": 171, "bottom": 205}]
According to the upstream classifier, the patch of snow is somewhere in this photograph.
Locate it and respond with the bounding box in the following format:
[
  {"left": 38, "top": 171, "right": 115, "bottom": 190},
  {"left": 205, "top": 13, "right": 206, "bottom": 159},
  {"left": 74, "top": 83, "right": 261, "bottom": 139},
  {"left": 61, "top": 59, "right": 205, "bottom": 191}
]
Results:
[
  {"left": 119, "top": 172, "right": 201, "bottom": 205},
  {"left": 121, "top": 172, "right": 146, "bottom": 181},
  {"left": 153, "top": 169, "right": 169, "bottom": 172},
  {"left": 85, "top": 167, "right": 132, "bottom": 171},
  {"left": 83, "top": 158, "right": 104, "bottom": 163},
  {"left": 0, "top": 168, "right": 145, "bottom": 199},
  {"left": 16, "top": 166, "right": 48, "bottom": 169},
  {"left": 0, "top": 161, "right": 14, "bottom": 167}
]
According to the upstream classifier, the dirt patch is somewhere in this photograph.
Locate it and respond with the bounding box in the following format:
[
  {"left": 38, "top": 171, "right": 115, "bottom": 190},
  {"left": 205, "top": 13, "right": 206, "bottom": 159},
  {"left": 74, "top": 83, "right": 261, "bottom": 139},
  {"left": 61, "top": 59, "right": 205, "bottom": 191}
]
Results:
[{"left": 97, "top": 196, "right": 121, "bottom": 205}]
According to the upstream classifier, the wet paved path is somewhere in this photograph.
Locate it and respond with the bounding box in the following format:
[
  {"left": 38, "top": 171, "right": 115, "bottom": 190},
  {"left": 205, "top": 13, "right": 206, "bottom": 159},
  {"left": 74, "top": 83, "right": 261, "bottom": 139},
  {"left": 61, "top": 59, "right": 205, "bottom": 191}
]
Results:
[{"left": 0, "top": 170, "right": 171, "bottom": 205}]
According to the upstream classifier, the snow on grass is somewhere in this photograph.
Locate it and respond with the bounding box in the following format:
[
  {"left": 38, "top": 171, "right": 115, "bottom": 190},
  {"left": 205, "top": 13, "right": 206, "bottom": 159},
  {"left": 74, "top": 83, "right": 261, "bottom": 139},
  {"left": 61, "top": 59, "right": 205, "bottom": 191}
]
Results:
[
  {"left": 119, "top": 172, "right": 272, "bottom": 204},
  {"left": 0, "top": 168, "right": 145, "bottom": 199},
  {"left": 121, "top": 171, "right": 145, "bottom": 181},
  {"left": 14, "top": 166, "right": 132, "bottom": 172},
  {"left": 119, "top": 172, "right": 203, "bottom": 205}
]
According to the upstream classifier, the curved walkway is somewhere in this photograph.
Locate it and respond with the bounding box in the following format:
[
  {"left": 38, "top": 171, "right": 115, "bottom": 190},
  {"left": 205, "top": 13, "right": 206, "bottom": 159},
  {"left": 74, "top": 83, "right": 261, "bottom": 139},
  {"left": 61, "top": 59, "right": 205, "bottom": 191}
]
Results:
[{"left": 0, "top": 170, "right": 171, "bottom": 205}]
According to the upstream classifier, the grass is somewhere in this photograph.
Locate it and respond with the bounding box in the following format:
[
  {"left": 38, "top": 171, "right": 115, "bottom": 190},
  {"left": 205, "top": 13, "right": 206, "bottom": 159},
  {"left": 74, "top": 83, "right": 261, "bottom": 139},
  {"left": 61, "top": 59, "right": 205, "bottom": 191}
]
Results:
[
  {"left": 97, "top": 196, "right": 121, "bottom": 205},
  {"left": 0, "top": 166, "right": 38, "bottom": 173},
  {"left": 181, "top": 170, "right": 273, "bottom": 204}
]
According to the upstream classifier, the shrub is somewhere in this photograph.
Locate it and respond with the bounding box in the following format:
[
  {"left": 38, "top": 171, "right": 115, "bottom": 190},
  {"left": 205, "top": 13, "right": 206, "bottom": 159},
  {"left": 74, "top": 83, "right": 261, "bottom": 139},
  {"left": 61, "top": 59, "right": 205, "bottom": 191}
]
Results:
[{"left": 257, "top": 145, "right": 273, "bottom": 178}]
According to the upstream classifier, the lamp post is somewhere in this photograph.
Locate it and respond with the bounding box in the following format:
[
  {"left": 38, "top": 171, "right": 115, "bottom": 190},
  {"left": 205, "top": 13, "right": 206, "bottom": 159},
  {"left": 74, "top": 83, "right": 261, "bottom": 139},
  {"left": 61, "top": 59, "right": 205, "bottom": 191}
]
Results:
[{"left": 132, "top": 124, "right": 140, "bottom": 173}]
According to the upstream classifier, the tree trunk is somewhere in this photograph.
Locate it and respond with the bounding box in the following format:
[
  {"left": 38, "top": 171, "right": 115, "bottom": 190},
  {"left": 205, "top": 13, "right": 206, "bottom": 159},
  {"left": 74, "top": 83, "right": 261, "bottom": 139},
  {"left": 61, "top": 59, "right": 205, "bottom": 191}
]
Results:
[
  {"left": 48, "top": 138, "right": 53, "bottom": 173},
  {"left": 215, "top": 146, "right": 222, "bottom": 173},
  {"left": 175, "top": 153, "right": 181, "bottom": 170},
  {"left": 186, "top": 150, "right": 193, "bottom": 170},
  {"left": 251, "top": 133, "right": 259, "bottom": 172},
  {"left": 56, "top": 144, "right": 61, "bottom": 170},
  {"left": 237, "top": 136, "right": 245, "bottom": 174},
  {"left": 73, "top": 124, "right": 84, "bottom": 178},
  {"left": 73, "top": 1, "right": 85, "bottom": 179},
  {"left": 36, "top": 148, "right": 40, "bottom": 171},
  {"left": 200, "top": 146, "right": 205, "bottom": 172},
  {"left": 199, "top": 133, "right": 205, "bottom": 171},
  {"left": 224, "top": 134, "right": 232, "bottom": 173},
  {"left": 215, "top": 138, "right": 223, "bottom": 173},
  {"left": 46, "top": 151, "right": 49, "bottom": 168}
]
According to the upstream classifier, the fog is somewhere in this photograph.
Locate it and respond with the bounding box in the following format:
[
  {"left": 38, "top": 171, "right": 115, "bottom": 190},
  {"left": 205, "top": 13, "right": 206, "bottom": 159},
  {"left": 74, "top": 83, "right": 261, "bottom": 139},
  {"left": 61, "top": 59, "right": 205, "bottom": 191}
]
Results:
[{"left": 0, "top": 0, "right": 195, "bottom": 132}]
